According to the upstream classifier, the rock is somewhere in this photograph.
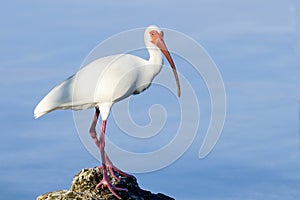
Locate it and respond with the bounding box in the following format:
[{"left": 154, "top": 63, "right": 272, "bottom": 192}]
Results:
[{"left": 37, "top": 167, "right": 175, "bottom": 200}]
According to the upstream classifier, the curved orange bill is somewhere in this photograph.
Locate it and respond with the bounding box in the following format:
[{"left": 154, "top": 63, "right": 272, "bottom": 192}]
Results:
[{"left": 156, "top": 33, "right": 181, "bottom": 97}]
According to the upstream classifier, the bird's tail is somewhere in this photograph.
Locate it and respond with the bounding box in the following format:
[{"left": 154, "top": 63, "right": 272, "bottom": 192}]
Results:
[{"left": 34, "top": 76, "right": 75, "bottom": 118}]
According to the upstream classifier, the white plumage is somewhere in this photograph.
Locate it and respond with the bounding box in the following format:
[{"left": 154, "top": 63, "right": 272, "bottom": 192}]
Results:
[
  {"left": 34, "top": 54, "right": 158, "bottom": 119},
  {"left": 34, "top": 25, "right": 180, "bottom": 120}
]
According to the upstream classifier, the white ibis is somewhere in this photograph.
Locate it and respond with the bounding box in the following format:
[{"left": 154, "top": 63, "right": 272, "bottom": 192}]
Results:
[{"left": 34, "top": 25, "right": 181, "bottom": 199}]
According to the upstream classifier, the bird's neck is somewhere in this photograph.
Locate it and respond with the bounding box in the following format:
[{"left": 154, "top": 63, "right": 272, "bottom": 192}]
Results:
[{"left": 147, "top": 48, "right": 163, "bottom": 76}]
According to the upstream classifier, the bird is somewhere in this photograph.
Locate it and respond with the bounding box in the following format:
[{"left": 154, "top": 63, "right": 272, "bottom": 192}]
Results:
[{"left": 34, "top": 25, "right": 181, "bottom": 199}]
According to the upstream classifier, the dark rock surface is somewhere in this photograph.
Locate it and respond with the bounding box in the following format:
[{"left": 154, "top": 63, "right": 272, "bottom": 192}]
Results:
[{"left": 37, "top": 167, "right": 175, "bottom": 200}]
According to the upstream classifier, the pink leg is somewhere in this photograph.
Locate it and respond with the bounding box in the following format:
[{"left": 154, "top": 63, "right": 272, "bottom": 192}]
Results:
[
  {"left": 89, "top": 108, "right": 100, "bottom": 148},
  {"left": 90, "top": 108, "right": 133, "bottom": 179},
  {"left": 95, "top": 120, "right": 128, "bottom": 199}
]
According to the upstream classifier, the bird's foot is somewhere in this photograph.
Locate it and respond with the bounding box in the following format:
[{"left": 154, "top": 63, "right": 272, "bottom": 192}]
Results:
[
  {"left": 96, "top": 174, "right": 128, "bottom": 200},
  {"left": 96, "top": 165, "right": 120, "bottom": 181},
  {"left": 110, "top": 166, "right": 135, "bottom": 180},
  {"left": 104, "top": 154, "right": 135, "bottom": 181}
]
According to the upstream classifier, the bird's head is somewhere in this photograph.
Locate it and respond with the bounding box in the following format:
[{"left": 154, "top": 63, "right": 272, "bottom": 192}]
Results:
[{"left": 144, "top": 25, "right": 181, "bottom": 97}]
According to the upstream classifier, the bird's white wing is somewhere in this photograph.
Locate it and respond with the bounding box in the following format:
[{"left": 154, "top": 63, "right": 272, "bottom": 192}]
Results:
[{"left": 34, "top": 54, "right": 147, "bottom": 118}]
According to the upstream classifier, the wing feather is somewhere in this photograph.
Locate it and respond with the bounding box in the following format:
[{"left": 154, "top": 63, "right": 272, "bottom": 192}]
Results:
[{"left": 34, "top": 54, "right": 146, "bottom": 118}]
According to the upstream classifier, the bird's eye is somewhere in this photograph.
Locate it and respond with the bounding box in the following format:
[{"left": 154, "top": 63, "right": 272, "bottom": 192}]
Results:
[{"left": 151, "top": 32, "right": 155, "bottom": 36}]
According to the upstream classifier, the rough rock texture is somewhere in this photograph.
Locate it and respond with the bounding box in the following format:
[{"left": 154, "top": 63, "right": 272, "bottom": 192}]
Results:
[{"left": 37, "top": 167, "right": 175, "bottom": 200}]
